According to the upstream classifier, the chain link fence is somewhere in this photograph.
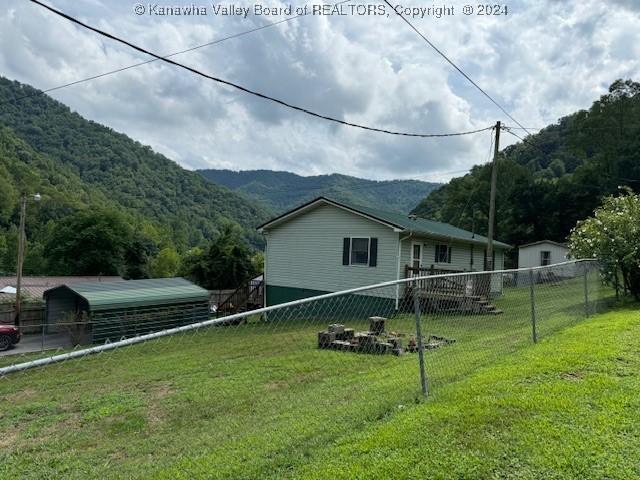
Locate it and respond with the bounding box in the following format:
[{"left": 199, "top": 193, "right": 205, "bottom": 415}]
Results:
[{"left": 0, "top": 259, "right": 615, "bottom": 478}]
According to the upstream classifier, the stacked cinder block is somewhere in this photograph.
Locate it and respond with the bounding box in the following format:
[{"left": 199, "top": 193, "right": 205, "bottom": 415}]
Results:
[{"left": 317, "top": 317, "right": 405, "bottom": 356}]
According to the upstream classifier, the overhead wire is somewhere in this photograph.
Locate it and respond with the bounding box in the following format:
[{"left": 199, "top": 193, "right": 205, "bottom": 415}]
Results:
[
  {"left": 1, "top": 0, "right": 353, "bottom": 106},
  {"left": 382, "top": 0, "right": 534, "bottom": 137},
  {"left": 454, "top": 127, "right": 494, "bottom": 229},
  {"left": 28, "top": 0, "right": 493, "bottom": 139}
]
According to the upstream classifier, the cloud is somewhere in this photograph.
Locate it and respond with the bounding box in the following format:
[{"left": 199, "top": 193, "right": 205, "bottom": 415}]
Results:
[{"left": 0, "top": 0, "right": 639, "bottom": 182}]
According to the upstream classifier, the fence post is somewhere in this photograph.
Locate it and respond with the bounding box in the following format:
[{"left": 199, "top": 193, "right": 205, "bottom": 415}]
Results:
[
  {"left": 583, "top": 266, "right": 590, "bottom": 318},
  {"left": 412, "top": 280, "right": 428, "bottom": 396},
  {"left": 528, "top": 269, "right": 537, "bottom": 344}
]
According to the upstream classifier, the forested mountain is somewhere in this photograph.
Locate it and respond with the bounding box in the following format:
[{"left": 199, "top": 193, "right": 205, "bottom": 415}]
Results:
[
  {"left": 412, "top": 80, "right": 640, "bottom": 266},
  {"left": 198, "top": 169, "right": 440, "bottom": 214},
  {"left": 0, "top": 77, "right": 270, "bottom": 275}
]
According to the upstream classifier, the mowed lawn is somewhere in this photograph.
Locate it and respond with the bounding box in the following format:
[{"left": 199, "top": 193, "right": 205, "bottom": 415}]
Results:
[{"left": 0, "top": 277, "right": 620, "bottom": 479}]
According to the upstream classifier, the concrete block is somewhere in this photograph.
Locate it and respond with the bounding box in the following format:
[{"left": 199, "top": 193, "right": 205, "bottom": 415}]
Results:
[
  {"left": 331, "top": 340, "right": 351, "bottom": 351},
  {"left": 328, "top": 324, "right": 345, "bottom": 334},
  {"left": 336, "top": 328, "right": 355, "bottom": 341},
  {"left": 357, "top": 334, "right": 378, "bottom": 353},
  {"left": 369, "top": 316, "right": 386, "bottom": 335},
  {"left": 318, "top": 331, "right": 336, "bottom": 348}
]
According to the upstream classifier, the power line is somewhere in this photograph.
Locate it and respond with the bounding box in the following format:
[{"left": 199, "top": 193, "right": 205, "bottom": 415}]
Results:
[
  {"left": 382, "top": 0, "right": 534, "bottom": 137},
  {"left": 28, "top": 0, "right": 493, "bottom": 139},
  {"left": 504, "top": 124, "right": 636, "bottom": 132},
  {"left": 503, "top": 128, "right": 551, "bottom": 155},
  {"left": 2, "top": 0, "right": 352, "bottom": 106}
]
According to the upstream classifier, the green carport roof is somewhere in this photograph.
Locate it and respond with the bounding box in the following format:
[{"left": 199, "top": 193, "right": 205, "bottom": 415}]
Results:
[{"left": 44, "top": 277, "right": 209, "bottom": 312}]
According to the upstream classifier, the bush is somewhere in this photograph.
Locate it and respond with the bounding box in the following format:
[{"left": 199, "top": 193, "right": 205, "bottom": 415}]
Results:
[{"left": 569, "top": 188, "right": 640, "bottom": 299}]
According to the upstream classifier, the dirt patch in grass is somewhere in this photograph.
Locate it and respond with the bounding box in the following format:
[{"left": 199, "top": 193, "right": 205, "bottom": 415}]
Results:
[
  {"left": 0, "top": 428, "right": 20, "bottom": 449},
  {"left": 146, "top": 382, "right": 175, "bottom": 426},
  {"left": 3, "top": 387, "right": 36, "bottom": 402},
  {"left": 560, "top": 371, "right": 584, "bottom": 381}
]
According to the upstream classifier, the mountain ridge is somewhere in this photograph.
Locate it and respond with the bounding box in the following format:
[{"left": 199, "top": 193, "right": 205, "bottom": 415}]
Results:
[{"left": 198, "top": 168, "right": 440, "bottom": 214}]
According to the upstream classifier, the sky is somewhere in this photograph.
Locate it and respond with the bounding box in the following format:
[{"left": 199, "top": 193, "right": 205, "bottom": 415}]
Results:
[{"left": 1, "top": 0, "right": 639, "bottom": 182}]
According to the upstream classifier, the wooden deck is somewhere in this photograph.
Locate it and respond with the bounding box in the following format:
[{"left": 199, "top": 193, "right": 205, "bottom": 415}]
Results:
[{"left": 404, "top": 265, "right": 502, "bottom": 315}]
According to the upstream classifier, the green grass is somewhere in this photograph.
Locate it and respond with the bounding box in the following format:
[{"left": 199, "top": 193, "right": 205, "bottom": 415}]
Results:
[{"left": 0, "top": 277, "right": 623, "bottom": 479}]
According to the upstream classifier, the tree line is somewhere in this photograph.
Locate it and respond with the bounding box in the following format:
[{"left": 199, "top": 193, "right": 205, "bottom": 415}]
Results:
[{"left": 412, "top": 80, "right": 640, "bottom": 267}]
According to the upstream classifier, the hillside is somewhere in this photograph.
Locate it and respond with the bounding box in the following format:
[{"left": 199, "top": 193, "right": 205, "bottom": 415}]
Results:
[
  {"left": 412, "top": 79, "right": 640, "bottom": 262},
  {"left": 0, "top": 77, "right": 270, "bottom": 260},
  {"left": 199, "top": 169, "right": 440, "bottom": 213}
]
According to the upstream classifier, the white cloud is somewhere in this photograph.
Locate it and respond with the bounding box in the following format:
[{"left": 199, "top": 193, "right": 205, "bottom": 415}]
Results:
[{"left": 0, "top": 0, "right": 638, "bottom": 182}]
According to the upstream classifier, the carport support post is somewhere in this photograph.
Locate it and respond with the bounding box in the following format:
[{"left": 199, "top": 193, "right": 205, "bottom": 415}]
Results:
[
  {"left": 529, "top": 269, "right": 537, "bottom": 344},
  {"left": 583, "top": 267, "right": 590, "bottom": 318},
  {"left": 413, "top": 280, "right": 428, "bottom": 396}
]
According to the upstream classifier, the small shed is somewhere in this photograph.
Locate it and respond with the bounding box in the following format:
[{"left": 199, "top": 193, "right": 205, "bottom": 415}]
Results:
[
  {"left": 43, "top": 278, "right": 209, "bottom": 343},
  {"left": 517, "top": 240, "right": 573, "bottom": 285},
  {"left": 518, "top": 240, "right": 569, "bottom": 268}
]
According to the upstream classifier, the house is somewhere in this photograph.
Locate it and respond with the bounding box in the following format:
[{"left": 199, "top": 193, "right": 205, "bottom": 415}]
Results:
[
  {"left": 43, "top": 277, "right": 209, "bottom": 343},
  {"left": 517, "top": 240, "right": 573, "bottom": 285},
  {"left": 257, "top": 197, "right": 511, "bottom": 312},
  {"left": 518, "top": 240, "right": 569, "bottom": 268}
]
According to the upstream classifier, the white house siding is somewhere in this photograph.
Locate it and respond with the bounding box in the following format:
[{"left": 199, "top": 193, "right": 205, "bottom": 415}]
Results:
[
  {"left": 399, "top": 235, "right": 505, "bottom": 296},
  {"left": 517, "top": 242, "right": 573, "bottom": 286},
  {"left": 518, "top": 242, "right": 569, "bottom": 269},
  {"left": 265, "top": 203, "right": 399, "bottom": 298}
]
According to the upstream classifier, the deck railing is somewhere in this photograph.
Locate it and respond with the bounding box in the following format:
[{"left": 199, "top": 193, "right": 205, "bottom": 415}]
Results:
[
  {"left": 405, "top": 265, "right": 468, "bottom": 294},
  {"left": 216, "top": 278, "right": 264, "bottom": 318}
]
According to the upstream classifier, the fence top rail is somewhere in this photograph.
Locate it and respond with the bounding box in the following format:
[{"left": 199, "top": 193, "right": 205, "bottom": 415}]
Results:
[{"left": 0, "top": 259, "right": 595, "bottom": 376}]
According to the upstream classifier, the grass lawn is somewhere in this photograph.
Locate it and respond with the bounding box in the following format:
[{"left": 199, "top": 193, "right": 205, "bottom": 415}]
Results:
[{"left": 0, "top": 276, "right": 623, "bottom": 479}]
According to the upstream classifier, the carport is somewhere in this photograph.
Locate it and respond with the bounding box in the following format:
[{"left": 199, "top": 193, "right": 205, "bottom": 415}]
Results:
[{"left": 43, "top": 277, "right": 209, "bottom": 343}]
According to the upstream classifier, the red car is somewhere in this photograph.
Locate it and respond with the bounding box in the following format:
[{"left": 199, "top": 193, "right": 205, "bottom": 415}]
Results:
[{"left": 0, "top": 324, "right": 21, "bottom": 351}]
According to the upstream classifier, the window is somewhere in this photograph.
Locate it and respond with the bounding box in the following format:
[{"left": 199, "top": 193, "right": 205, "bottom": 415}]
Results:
[
  {"left": 484, "top": 249, "right": 496, "bottom": 270},
  {"left": 540, "top": 250, "right": 551, "bottom": 266},
  {"left": 435, "top": 244, "right": 451, "bottom": 263},
  {"left": 342, "top": 238, "right": 378, "bottom": 267},
  {"left": 412, "top": 244, "right": 422, "bottom": 269},
  {"left": 350, "top": 237, "right": 370, "bottom": 265}
]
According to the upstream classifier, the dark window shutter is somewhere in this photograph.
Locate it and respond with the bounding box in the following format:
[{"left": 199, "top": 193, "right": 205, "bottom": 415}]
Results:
[
  {"left": 342, "top": 238, "right": 351, "bottom": 265},
  {"left": 369, "top": 238, "right": 378, "bottom": 267},
  {"left": 448, "top": 246, "right": 452, "bottom": 263}
]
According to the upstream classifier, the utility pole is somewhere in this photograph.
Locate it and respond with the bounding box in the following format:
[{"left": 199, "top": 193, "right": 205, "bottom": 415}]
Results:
[
  {"left": 486, "top": 121, "right": 501, "bottom": 271},
  {"left": 15, "top": 194, "right": 27, "bottom": 327},
  {"left": 15, "top": 193, "right": 40, "bottom": 327}
]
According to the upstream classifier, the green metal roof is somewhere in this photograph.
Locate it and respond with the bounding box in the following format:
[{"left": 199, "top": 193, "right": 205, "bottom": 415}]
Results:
[
  {"left": 258, "top": 196, "right": 511, "bottom": 249},
  {"left": 43, "top": 277, "right": 209, "bottom": 312}
]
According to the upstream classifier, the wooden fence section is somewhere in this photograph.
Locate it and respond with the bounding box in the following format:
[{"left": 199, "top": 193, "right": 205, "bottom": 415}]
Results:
[{"left": 0, "top": 305, "right": 45, "bottom": 333}]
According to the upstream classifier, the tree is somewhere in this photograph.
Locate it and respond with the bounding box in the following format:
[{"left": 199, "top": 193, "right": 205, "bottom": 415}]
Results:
[
  {"left": 46, "top": 209, "right": 133, "bottom": 275},
  {"left": 568, "top": 188, "right": 640, "bottom": 299},
  {"left": 124, "top": 232, "right": 159, "bottom": 279},
  {"left": 251, "top": 251, "right": 264, "bottom": 274},
  {"left": 149, "top": 247, "right": 181, "bottom": 278},
  {"left": 181, "top": 223, "right": 258, "bottom": 290}
]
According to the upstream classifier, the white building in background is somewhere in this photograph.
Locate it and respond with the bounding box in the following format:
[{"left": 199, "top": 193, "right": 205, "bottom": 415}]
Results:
[
  {"left": 516, "top": 240, "right": 573, "bottom": 286},
  {"left": 518, "top": 240, "right": 569, "bottom": 269}
]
